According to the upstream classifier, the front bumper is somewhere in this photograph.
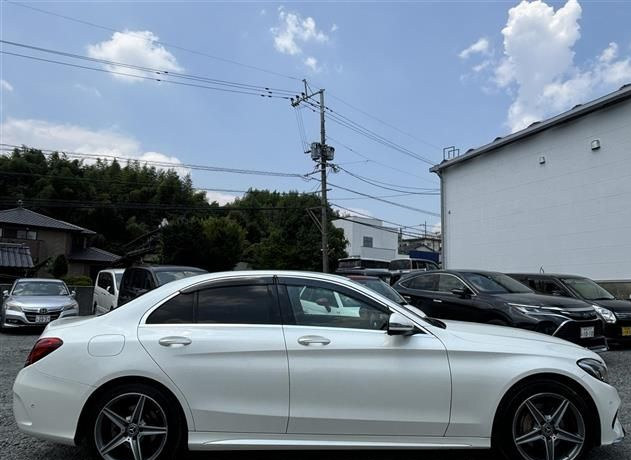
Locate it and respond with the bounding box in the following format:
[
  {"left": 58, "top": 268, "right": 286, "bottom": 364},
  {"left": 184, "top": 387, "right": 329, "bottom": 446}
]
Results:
[
  {"left": 553, "top": 319, "right": 608, "bottom": 351},
  {"left": 604, "top": 319, "right": 631, "bottom": 342},
  {"left": 3, "top": 308, "right": 64, "bottom": 328},
  {"left": 581, "top": 374, "right": 625, "bottom": 446},
  {"left": 13, "top": 365, "right": 93, "bottom": 445}
]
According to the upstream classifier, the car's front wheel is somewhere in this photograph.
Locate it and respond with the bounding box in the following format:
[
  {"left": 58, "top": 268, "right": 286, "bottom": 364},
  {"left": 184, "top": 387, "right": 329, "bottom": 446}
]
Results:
[
  {"left": 85, "top": 383, "right": 183, "bottom": 460},
  {"left": 494, "top": 379, "right": 592, "bottom": 460}
]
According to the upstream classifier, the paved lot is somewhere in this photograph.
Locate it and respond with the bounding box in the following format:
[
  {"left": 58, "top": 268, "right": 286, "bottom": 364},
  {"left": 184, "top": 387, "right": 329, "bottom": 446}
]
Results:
[{"left": 1, "top": 329, "right": 629, "bottom": 460}]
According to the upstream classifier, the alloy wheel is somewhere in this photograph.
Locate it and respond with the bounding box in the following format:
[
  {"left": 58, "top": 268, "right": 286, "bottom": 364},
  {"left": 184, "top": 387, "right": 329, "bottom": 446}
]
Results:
[
  {"left": 94, "top": 392, "right": 168, "bottom": 460},
  {"left": 512, "top": 392, "right": 586, "bottom": 460}
]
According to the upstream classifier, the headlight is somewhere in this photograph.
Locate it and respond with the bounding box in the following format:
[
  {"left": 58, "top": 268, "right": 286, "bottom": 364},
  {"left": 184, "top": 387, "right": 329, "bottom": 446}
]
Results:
[
  {"left": 62, "top": 303, "right": 78, "bottom": 311},
  {"left": 593, "top": 305, "right": 616, "bottom": 324},
  {"left": 5, "top": 303, "right": 23, "bottom": 312},
  {"left": 578, "top": 358, "right": 608, "bottom": 382}
]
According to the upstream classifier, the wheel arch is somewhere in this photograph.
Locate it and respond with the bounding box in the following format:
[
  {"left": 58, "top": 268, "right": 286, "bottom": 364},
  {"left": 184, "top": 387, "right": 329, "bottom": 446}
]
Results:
[
  {"left": 74, "top": 375, "right": 190, "bottom": 445},
  {"left": 491, "top": 372, "right": 601, "bottom": 449}
]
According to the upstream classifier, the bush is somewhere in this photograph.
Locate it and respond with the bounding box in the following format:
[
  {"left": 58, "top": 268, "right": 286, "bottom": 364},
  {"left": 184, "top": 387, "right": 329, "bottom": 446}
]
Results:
[
  {"left": 50, "top": 254, "right": 68, "bottom": 278},
  {"left": 62, "top": 275, "right": 93, "bottom": 287}
]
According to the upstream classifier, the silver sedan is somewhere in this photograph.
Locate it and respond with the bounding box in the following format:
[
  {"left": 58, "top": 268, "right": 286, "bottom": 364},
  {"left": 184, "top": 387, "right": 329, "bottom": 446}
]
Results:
[{"left": 1, "top": 278, "right": 78, "bottom": 328}]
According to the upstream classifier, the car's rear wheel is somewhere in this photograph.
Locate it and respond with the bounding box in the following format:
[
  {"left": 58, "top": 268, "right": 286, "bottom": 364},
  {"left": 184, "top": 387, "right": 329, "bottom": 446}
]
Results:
[
  {"left": 494, "top": 380, "right": 592, "bottom": 460},
  {"left": 85, "top": 383, "right": 183, "bottom": 460}
]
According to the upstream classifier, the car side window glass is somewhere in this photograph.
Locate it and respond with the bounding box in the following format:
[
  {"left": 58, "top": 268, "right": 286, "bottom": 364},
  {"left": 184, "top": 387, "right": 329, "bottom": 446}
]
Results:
[
  {"left": 197, "top": 285, "right": 275, "bottom": 325},
  {"left": 140, "top": 271, "right": 153, "bottom": 290},
  {"left": 146, "top": 292, "right": 195, "bottom": 324},
  {"left": 438, "top": 274, "right": 466, "bottom": 293},
  {"left": 535, "top": 279, "right": 568, "bottom": 297},
  {"left": 286, "top": 284, "right": 389, "bottom": 330},
  {"left": 404, "top": 274, "right": 438, "bottom": 291}
]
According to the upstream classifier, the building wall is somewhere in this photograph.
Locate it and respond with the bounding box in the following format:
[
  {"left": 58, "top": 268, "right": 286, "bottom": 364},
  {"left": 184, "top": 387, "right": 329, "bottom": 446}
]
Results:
[
  {"left": 440, "top": 100, "right": 631, "bottom": 280},
  {"left": 333, "top": 217, "right": 399, "bottom": 261}
]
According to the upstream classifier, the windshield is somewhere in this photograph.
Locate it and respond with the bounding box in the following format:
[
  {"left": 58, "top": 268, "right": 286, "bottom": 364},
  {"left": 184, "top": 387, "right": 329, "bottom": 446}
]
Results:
[
  {"left": 562, "top": 277, "right": 615, "bottom": 301},
  {"left": 12, "top": 281, "right": 69, "bottom": 296},
  {"left": 354, "top": 278, "right": 406, "bottom": 304},
  {"left": 155, "top": 270, "right": 205, "bottom": 286},
  {"left": 115, "top": 273, "right": 123, "bottom": 289},
  {"left": 462, "top": 272, "right": 533, "bottom": 294}
]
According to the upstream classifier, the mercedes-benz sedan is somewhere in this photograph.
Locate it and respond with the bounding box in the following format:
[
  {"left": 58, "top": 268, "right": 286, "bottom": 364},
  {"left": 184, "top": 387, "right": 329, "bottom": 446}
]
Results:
[
  {"left": 13, "top": 271, "right": 624, "bottom": 460},
  {"left": 2, "top": 278, "right": 78, "bottom": 329}
]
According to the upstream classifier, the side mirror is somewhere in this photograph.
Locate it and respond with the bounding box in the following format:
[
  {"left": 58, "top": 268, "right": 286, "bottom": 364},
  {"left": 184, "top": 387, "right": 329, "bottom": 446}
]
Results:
[
  {"left": 71, "top": 290, "right": 77, "bottom": 298},
  {"left": 451, "top": 287, "right": 471, "bottom": 298},
  {"left": 2, "top": 290, "right": 8, "bottom": 297},
  {"left": 551, "top": 290, "right": 563, "bottom": 297},
  {"left": 387, "top": 312, "right": 416, "bottom": 336},
  {"left": 106, "top": 285, "right": 113, "bottom": 294}
]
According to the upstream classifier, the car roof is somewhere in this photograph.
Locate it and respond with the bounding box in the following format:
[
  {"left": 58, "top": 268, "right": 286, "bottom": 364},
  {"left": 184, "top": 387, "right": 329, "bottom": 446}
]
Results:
[
  {"left": 344, "top": 275, "right": 382, "bottom": 281},
  {"left": 508, "top": 273, "right": 587, "bottom": 279},
  {"left": 100, "top": 268, "right": 125, "bottom": 274}
]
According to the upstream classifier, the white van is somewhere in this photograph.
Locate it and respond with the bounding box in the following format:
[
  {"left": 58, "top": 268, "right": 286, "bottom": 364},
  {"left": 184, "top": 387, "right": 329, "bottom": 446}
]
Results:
[{"left": 92, "top": 269, "right": 124, "bottom": 315}]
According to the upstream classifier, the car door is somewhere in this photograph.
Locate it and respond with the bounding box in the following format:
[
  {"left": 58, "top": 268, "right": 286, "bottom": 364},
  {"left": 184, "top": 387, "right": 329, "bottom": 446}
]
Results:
[
  {"left": 279, "top": 277, "right": 451, "bottom": 437},
  {"left": 433, "top": 274, "right": 488, "bottom": 322},
  {"left": 137, "top": 277, "right": 289, "bottom": 433},
  {"left": 397, "top": 273, "right": 440, "bottom": 315}
]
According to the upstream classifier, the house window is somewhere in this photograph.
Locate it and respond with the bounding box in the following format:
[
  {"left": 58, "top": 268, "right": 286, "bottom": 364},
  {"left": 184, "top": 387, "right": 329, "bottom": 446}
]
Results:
[
  {"left": 362, "top": 236, "right": 373, "bottom": 248},
  {"left": 16, "top": 230, "right": 37, "bottom": 240}
]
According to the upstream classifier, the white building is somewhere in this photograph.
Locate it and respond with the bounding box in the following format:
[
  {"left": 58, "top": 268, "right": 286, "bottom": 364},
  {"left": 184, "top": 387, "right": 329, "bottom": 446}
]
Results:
[
  {"left": 431, "top": 84, "right": 631, "bottom": 281},
  {"left": 332, "top": 216, "right": 399, "bottom": 261}
]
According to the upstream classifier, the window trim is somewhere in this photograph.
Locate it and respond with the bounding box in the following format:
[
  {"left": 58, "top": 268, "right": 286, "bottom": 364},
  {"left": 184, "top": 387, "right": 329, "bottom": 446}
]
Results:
[{"left": 436, "top": 273, "right": 469, "bottom": 294}]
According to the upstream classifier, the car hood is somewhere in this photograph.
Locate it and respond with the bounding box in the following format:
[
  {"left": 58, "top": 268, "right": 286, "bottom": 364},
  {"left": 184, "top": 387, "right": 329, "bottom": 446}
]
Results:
[
  {"left": 493, "top": 292, "right": 593, "bottom": 310},
  {"left": 440, "top": 319, "right": 594, "bottom": 357},
  {"left": 4, "top": 296, "right": 77, "bottom": 310},
  {"left": 591, "top": 299, "right": 631, "bottom": 313}
]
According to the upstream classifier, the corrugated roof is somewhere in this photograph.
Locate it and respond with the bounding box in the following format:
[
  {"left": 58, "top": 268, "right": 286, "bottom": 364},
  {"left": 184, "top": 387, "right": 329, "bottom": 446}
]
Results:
[
  {"left": 68, "top": 247, "right": 120, "bottom": 263},
  {"left": 0, "top": 243, "right": 34, "bottom": 268},
  {"left": 0, "top": 208, "right": 96, "bottom": 235},
  {"left": 431, "top": 83, "right": 631, "bottom": 173}
]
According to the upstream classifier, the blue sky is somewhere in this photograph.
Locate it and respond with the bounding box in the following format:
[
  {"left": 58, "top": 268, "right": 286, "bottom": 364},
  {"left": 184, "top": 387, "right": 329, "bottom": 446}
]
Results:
[{"left": 1, "top": 1, "right": 630, "bottom": 235}]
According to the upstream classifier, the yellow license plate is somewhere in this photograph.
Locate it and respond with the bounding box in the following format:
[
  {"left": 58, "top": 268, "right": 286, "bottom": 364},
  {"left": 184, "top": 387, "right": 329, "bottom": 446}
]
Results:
[{"left": 622, "top": 327, "right": 631, "bottom": 337}]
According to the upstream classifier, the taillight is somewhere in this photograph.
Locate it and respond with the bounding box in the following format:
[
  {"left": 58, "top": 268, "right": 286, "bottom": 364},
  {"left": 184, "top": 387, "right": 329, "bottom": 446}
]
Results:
[{"left": 25, "top": 338, "right": 63, "bottom": 367}]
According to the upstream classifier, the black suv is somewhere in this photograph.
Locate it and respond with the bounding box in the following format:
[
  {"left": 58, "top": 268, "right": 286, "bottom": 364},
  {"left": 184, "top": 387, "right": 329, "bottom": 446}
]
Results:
[
  {"left": 118, "top": 265, "right": 206, "bottom": 306},
  {"left": 394, "top": 270, "right": 607, "bottom": 350},
  {"left": 509, "top": 273, "right": 631, "bottom": 344}
]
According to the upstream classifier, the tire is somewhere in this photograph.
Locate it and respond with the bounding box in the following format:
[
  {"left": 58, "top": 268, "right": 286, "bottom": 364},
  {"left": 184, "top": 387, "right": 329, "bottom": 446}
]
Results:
[
  {"left": 494, "top": 379, "right": 593, "bottom": 460},
  {"left": 83, "top": 383, "right": 184, "bottom": 460}
]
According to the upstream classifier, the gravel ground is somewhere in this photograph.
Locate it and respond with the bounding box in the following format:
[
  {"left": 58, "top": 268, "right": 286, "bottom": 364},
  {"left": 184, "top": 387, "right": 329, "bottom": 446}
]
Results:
[{"left": 1, "top": 329, "right": 629, "bottom": 460}]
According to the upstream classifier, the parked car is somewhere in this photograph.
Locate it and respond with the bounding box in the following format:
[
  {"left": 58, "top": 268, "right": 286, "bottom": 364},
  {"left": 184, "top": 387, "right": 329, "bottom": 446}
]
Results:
[
  {"left": 344, "top": 274, "right": 407, "bottom": 304},
  {"left": 394, "top": 270, "right": 607, "bottom": 350},
  {"left": 335, "top": 256, "right": 391, "bottom": 282},
  {"left": 1, "top": 278, "right": 78, "bottom": 329},
  {"left": 117, "top": 265, "right": 206, "bottom": 306},
  {"left": 509, "top": 273, "right": 631, "bottom": 344},
  {"left": 388, "top": 257, "right": 439, "bottom": 284},
  {"left": 14, "top": 271, "right": 623, "bottom": 460},
  {"left": 92, "top": 268, "right": 124, "bottom": 314}
]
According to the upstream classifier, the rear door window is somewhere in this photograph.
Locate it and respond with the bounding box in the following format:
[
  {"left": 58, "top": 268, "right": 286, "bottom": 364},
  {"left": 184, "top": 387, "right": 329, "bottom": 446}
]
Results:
[{"left": 197, "top": 285, "right": 277, "bottom": 325}]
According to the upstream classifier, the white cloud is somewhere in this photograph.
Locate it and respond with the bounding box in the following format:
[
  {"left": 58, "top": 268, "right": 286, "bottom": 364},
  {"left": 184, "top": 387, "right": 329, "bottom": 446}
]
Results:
[
  {"left": 74, "top": 83, "right": 102, "bottom": 98},
  {"left": 331, "top": 24, "right": 339, "bottom": 33},
  {"left": 1, "top": 79, "right": 14, "bottom": 92},
  {"left": 304, "top": 56, "right": 321, "bottom": 72},
  {"left": 205, "top": 191, "right": 240, "bottom": 206},
  {"left": 87, "top": 30, "right": 182, "bottom": 82},
  {"left": 0, "top": 118, "right": 189, "bottom": 175},
  {"left": 459, "top": 38, "right": 491, "bottom": 59},
  {"left": 468, "top": 0, "right": 631, "bottom": 133},
  {"left": 271, "top": 7, "right": 328, "bottom": 56}
]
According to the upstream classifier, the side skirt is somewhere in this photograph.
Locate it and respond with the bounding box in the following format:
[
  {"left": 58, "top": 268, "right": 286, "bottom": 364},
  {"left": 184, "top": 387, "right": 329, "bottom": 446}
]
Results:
[{"left": 188, "top": 432, "right": 490, "bottom": 451}]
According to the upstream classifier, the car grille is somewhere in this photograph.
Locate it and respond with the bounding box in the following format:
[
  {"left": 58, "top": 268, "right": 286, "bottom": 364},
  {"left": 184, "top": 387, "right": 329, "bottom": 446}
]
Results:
[
  {"left": 560, "top": 310, "right": 598, "bottom": 320},
  {"left": 554, "top": 319, "right": 604, "bottom": 341},
  {"left": 24, "top": 311, "right": 62, "bottom": 323},
  {"left": 615, "top": 312, "right": 631, "bottom": 320}
]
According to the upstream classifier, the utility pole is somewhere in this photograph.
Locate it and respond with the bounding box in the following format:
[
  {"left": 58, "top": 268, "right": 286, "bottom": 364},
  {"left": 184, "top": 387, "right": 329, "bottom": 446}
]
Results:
[{"left": 291, "top": 81, "right": 334, "bottom": 273}]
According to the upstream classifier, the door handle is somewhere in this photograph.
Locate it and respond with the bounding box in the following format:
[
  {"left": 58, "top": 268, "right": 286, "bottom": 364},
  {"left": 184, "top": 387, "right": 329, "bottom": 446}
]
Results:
[
  {"left": 159, "top": 336, "right": 192, "bottom": 347},
  {"left": 433, "top": 299, "right": 443, "bottom": 303},
  {"left": 297, "top": 335, "right": 331, "bottom": 346}
]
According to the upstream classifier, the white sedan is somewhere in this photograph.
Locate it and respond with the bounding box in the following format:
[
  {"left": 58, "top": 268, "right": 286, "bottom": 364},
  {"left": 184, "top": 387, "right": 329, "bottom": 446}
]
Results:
[{"left": 13, "top": 271, "right": 624, "bottom": 460}]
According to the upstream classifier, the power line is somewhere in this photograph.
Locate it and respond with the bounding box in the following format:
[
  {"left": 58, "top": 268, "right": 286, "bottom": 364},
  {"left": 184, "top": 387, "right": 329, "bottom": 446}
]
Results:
[
  {"left": 0, "top": 144, "right": 310, "bottom": 179},
  {"left": 0, "top": 50, "right": 293, "bottom": 100},
  {"left": 335, "top": 166, "right": 439, "bottom": 195},
  {"left": 330, "top": 193, "right": 420, "bottom": 200},
  {"left": 332, "top": 215, "right": 427, "bottom": 240},
  {"left": 328, "top": 135, "right": 439, "bottom": 185},
  {"left": 6, "top": 0, "right": 301, "bottom": 81},
  {"left": 0, "top": 40, "right": 298, "bottom": 96}
]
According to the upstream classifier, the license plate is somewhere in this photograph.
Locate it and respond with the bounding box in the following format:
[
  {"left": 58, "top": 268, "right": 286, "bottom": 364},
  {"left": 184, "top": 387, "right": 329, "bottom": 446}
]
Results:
[
  {"left": 35, "top": 315, "right": 50, "bottom": 323},
  {"left": 580, "top": 326, "right": 595, "bottom": 338},
  {"left": 622, "top": 327, "right": 631, "bottom": 337}
]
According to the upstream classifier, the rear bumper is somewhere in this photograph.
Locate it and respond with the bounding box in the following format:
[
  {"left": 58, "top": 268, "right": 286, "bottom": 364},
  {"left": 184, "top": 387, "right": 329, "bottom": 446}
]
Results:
[{"left": 13, "top": 366, "right": 92, "bottom": 445}]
